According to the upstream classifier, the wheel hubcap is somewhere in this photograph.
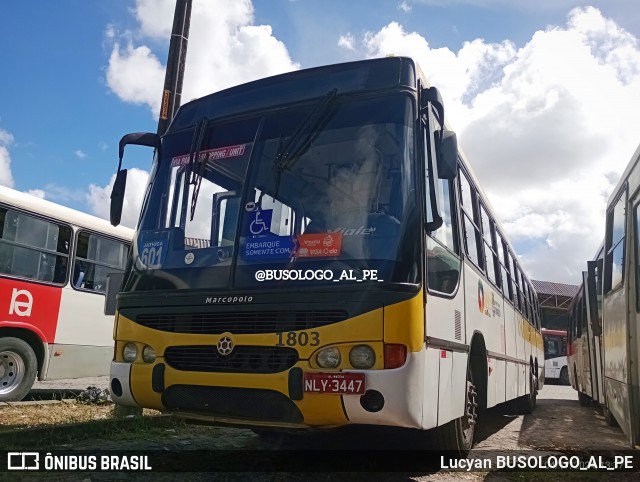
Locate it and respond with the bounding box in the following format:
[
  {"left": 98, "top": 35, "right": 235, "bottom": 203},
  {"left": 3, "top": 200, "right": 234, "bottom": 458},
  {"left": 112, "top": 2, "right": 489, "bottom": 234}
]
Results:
[{"left": 0, "top": 351, "right": 25, "bottom": 395}]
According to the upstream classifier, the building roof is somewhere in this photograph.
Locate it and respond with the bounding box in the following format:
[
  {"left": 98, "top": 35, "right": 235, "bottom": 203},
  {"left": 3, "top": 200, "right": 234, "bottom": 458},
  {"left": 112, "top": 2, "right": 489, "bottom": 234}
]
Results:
[{"left": 532, "top": 279, "right": 580, "bottom": 298}]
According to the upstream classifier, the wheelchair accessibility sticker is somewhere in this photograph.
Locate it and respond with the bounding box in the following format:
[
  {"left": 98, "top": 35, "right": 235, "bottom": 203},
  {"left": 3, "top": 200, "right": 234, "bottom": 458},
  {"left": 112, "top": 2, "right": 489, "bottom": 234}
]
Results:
[
  {"left": 244, "top": 209, "right": 273, "bottom": 236},
  {"left": 242, "top": 209, "right": 295, "bottom": 260}
]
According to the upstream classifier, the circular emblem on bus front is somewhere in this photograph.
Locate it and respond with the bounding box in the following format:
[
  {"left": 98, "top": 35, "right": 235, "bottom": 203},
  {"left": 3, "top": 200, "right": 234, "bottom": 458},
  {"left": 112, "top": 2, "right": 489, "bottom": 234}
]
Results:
[{"left": 217, "top": 336, "right": 234, "bottom": 356}]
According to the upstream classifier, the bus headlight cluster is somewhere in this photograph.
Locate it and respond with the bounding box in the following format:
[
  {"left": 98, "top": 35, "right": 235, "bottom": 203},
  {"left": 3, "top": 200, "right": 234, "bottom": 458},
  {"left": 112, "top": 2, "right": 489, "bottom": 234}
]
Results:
[
  {"left": 349, "top": 345, "right": 375, "bottom": 369},
  {"left": 122, "top": 343, "right": 138, "bottom": 362},
  {"left": 316, "top": 347, "right": 341, "bottom": 368},
  {"left": 142, "top": 345, "right": 156, "bottom": 363}
]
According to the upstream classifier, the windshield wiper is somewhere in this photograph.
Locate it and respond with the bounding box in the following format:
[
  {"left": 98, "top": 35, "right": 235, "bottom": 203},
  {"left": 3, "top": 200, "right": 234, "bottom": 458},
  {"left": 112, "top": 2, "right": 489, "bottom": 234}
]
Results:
[
  {"left": 276, "top": 88, "right": 337, "bottom": 171},
  {"left": 273, "top": 88, "right": 337, "bottom": 197},
  {"left": 187, "top": 118, "right": 208, "bottom": 221}
]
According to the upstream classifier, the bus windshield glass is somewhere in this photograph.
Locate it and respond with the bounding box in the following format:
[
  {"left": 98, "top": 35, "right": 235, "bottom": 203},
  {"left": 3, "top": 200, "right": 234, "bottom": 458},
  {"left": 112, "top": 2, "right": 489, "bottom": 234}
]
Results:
[{"left": 127, "top": 94, "right": 417, "bottom": 291}]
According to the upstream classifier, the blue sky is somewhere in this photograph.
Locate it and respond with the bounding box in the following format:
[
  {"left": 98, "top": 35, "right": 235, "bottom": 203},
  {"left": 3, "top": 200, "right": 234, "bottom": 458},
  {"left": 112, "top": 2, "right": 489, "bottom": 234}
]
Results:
[{"left": 1, "top": 0, "right": 639, "bottom": 283}]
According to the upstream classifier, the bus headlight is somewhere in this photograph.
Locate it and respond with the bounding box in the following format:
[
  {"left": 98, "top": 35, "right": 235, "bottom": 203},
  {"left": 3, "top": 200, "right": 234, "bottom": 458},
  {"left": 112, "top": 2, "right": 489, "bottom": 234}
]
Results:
[
  {"left": 316, "top": 347, "right": 341, "bottom": 368},
  {"left": 142, "top": 345, "right": 156, "bottom": 363},
  {"left": 122, "top": 343, "right": 138, "bottom": 362},
  {"left": 349, "top": 345, "right": 375, "bottom": 369}
]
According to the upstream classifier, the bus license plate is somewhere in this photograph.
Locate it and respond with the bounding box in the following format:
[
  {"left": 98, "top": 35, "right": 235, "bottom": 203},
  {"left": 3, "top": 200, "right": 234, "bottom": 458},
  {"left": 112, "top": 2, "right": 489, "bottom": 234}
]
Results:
[{"left": 303, "top": 372, "right": 366, "bottom": 394}]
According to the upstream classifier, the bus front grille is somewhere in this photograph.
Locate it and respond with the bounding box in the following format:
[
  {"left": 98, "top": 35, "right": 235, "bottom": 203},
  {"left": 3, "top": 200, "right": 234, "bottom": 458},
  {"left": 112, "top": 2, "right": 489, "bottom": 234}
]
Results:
[
  {"left": 162, "top": 385, "right": 304, "bottom": 423},
  {"left": 136, "top": 310, "right": 347, "bottom": 334},
  {"left": 164, "top": 345, "right": 298, "bottom": 374}
]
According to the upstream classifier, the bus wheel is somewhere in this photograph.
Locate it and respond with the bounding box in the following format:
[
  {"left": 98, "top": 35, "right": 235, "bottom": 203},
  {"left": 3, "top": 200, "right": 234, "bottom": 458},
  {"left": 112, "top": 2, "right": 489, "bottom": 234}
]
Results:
[
  {"left": 603, "top": 404, "right": 618, "bottom": 427},
  {"left": 0, "top": 337, "right": 38, "bottom": 402},
  {"left": 432, "top": 368, "right": 477, "bottom": 456},
  {"left": 559, "top": 367, "right": 570, "bottom": 385},
  {"left": 516, "top": 364, "right": 537, "bottom": 414}
]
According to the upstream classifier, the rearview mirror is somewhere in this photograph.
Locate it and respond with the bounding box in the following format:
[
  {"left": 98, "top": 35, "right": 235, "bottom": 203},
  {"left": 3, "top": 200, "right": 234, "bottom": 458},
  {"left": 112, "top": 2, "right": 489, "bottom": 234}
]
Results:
[
  {"left": 438, "top": 130, "right": 458, "bottom": 180},
  {"left": 118, "top": 132, "right": 160, "bottom": 168},
  {"left": 104, "top": 272, "right": 125, "bottom": 316},
  {"left": 110, "top": 169, "right": 127, "bottom": 226}
]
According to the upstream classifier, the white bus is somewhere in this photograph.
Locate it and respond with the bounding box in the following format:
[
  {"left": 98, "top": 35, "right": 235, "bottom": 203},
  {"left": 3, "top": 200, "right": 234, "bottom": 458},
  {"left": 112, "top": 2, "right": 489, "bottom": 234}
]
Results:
[
  {"left": 569, "top": 142, "right": 640, "bottom": 445},
  {"left": 0, "top": 186, "right": 133, "bottom": 401},
  {"left": 542, "top": 329, "right": 568, "bottom": 385},
  {"left": 108, "top": 56, "right": 543, "bottom": 455}
]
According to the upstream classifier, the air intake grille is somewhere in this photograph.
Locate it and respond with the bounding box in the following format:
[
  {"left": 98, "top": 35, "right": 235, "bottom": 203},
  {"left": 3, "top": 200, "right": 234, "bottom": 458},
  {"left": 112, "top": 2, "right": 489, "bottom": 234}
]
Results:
[
  {"left": 164, "top": 345, "right": 298, "bottom": 374},
  {"left": 137, "top": 310, "right": 347, "bottom": 334},
  {"left": 162, "top": 385, "right": 303, "bottom": 423}
]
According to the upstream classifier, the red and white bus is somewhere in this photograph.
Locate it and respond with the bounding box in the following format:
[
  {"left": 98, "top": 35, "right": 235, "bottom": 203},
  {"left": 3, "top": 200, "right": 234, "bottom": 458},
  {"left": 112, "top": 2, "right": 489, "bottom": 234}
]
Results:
[{"left": 0, "top": 186, "right": 133, "bottom": 401}]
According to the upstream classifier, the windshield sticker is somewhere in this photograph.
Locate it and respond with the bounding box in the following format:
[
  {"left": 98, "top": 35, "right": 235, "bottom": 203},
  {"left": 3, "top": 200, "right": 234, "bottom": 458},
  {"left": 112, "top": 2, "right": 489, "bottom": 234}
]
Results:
[
  {"left": 243, "top": 235, "right": 295, "bottom": 260},
  {"left": 244, "top": 209, "right": 273, "bottom": 236},
  {"left": 254, "top": 268, "right": 383, "bottom": 283},
  {"left": 184, "top": 252, "right": 195, "bottom": 265},
  {"left": 295, "top": 232, "right": 342, "bottom": 258},
  {"left": 171, "top": 144, "right": 247, "bottom": 167},
  {"left": 137, "top": 231, "right": 170, "bottom": 269}
]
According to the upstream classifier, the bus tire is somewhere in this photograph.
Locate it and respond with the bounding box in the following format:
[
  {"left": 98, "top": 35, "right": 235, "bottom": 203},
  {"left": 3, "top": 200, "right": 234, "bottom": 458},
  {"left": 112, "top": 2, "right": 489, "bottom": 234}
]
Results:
[
  {"left": 559, "top": 367, "right": 570, "bottom": 385},
  {"left": 432, "top": 368, "right": 477, "bottom": 456},
  {"left": 578, "top": 391, "right": 592, "bottom": 407},
  {"left": 0, "top": 337, "right": 38, "bottom": 402},
  {"left": 516, "top": 364, "right": 537, "bottom": 415},
  {"left": 603, "top": 404, "right": 618, "bottom": 427}
]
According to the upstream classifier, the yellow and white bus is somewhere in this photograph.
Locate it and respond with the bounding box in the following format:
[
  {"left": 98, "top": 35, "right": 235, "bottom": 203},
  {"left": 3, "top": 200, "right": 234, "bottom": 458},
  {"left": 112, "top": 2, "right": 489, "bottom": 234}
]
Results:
[
  {"left": 108, "top": 57, "right": 543, "bottom": 454},
  {"left": 570, "top": 142, "right": 640, "bottom": 445},
  {"left": 0, "top": 186, "right": 133, "bottom": 401}
]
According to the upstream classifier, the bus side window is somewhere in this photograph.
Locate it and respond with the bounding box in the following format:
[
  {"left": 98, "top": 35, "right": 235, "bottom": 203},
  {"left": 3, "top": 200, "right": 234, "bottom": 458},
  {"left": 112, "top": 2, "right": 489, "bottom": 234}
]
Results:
[
  {"left": 0, "top": 207, "right": 71, "bottom": 284},
  {"left": 459, "top": 170, "right": 482, "bottom": 269},
  {"left": 604, "top": 190, "right": 626, "bottom": 293},
  {"left": 73, "top": 231, "right": 129, "bottom": 294},
  {"left": 423, "top": 115, "right": 461, "bottom": 295}
]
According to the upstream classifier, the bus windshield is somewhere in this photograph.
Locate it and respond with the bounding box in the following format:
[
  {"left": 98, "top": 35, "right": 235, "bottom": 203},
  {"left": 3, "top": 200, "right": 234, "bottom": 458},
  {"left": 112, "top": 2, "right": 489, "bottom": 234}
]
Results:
[{"left": 126, "top": 94, "right": 418, "bottom": 292}]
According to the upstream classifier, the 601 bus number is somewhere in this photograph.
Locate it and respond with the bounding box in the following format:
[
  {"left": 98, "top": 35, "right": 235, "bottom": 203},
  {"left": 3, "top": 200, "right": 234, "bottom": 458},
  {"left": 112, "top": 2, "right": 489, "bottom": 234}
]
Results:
[{"left": 276, "top": 331, "right": 320, "bottom": 347}]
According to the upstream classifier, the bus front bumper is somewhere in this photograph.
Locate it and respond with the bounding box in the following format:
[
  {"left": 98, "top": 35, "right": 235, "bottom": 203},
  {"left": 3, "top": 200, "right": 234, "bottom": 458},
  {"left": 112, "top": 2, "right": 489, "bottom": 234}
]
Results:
[{"left": 110, "top": 350, "right": 426, "bottom": 429}]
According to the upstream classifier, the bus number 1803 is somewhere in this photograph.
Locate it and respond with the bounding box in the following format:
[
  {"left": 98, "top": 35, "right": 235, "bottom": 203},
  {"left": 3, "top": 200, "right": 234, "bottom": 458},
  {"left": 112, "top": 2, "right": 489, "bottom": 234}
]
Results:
[{"left": 276, "top": 331, "right": 320, "bottom": 347}]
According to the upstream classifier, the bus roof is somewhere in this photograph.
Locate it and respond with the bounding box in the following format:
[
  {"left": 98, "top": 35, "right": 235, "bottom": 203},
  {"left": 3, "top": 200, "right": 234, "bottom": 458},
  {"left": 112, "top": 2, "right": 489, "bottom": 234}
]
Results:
[
  {"left": 0, "top": 185, "right": 134, "bottom": 241},
  {"left": 171, "top": 56, "right": 420, "bottom": 131}
]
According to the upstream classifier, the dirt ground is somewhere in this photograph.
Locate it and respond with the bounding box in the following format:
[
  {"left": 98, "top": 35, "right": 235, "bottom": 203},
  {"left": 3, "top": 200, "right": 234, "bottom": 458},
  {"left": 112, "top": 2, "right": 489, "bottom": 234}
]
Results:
[{"left": 3, "top": 380, "right": 636, "bottom": 481}]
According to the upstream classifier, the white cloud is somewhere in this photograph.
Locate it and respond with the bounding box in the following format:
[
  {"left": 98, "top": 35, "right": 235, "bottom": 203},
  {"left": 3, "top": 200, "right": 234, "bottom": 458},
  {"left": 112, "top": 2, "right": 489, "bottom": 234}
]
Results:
[
  {"left": 106, "top": 42, "right": 166, "bottom": 117},
  {"left": 105, "top": 0, "right": 299, "bottom": 117},
  {"left": 75, "top": 150, "right": 87, "bottom": 159},
  {"left": 0, "top": 128, "right": 15, "bottom": 188},
  {"left": 410, "top": 0, "right": 611, "bottom": 11},
  {"left": 361, "top": 7, "right": 640, "bottom": 283},
  {"left": 398, "top": 1, "right": 412, "bottom": 12},
  {"left": 41, "top": 184, "right": 86, "bottom": 204},
  {"left": 26, "top": 189, "right": 45, "bottom": 199},
  {"left": 87, "top": 168, "right": 150, "bottom": 229},
  {"left": 338, "top": 33, "right": 356, "bottom": 51}
]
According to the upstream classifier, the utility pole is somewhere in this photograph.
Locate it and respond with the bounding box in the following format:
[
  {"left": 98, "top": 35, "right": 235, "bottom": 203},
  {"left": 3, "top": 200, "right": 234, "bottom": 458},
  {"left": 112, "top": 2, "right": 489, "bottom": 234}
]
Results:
[{"left": 157, "top": 0, "right": 193, "bottom": 136}]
